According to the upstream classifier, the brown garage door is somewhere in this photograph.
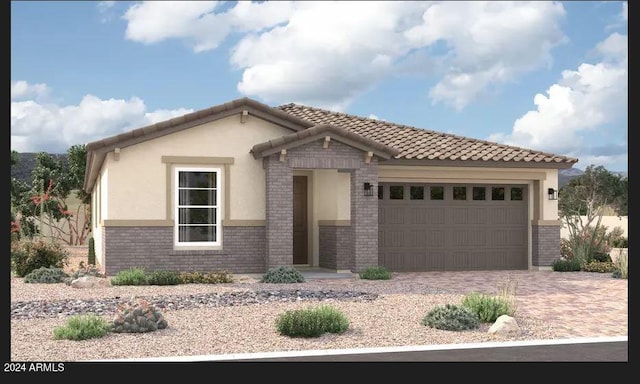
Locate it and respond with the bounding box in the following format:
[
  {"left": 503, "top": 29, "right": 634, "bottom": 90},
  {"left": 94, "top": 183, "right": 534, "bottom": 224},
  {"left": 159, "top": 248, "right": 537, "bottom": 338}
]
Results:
[{"left": 378, "top": 183, "right": 528, "bottom": 271}]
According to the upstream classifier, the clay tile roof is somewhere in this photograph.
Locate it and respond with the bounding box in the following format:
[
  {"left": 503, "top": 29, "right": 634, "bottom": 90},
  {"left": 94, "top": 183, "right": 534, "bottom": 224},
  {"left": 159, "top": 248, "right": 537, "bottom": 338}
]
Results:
[{"left": 276, "top": 103, "right": 578, "bottom": 166}]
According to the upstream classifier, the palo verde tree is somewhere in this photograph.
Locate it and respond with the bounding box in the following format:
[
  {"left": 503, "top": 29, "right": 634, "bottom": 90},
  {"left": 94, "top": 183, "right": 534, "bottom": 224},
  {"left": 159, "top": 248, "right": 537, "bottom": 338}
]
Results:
[
  {"left": 558, "top": 165, "right": 627, "bottom": 263},
  {"left": 12, "top": 144, "right": 91, "bottom": 245}
]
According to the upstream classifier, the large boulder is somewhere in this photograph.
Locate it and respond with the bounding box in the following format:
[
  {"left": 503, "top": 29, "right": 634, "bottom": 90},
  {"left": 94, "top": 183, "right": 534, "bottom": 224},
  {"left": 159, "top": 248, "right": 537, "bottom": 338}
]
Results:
[
  {"left": 70, "top": 276, "right": 111, "bottom": 289},
  {"left": 488, "top": 315, "right": 521, "bottom": 337}
]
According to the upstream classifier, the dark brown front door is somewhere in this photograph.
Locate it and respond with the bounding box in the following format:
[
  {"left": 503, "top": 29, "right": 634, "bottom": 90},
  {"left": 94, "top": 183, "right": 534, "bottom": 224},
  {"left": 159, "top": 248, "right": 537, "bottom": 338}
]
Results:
[{"left": 293, "top": 176, "right": 308, "bottom": 264}]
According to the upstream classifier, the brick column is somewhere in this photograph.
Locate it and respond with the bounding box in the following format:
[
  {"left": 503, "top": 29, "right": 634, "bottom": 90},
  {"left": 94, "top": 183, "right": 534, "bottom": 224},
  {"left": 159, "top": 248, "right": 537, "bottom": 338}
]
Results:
[
  {"left": 350, "top": 161, "right": 378, "bottom": 272},
  {"left": 264, "top": 156, "right": 293, "bottom": 269},
  {"left": 532, "top": 222, "right": 561, "bottom": 267}
]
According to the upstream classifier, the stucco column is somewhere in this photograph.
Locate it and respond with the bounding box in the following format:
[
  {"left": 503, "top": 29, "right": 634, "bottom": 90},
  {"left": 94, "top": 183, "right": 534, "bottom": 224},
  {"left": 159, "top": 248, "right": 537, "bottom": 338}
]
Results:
[
  {"left": 350, "top": 160, "right": 379, "bottom": 272},
  {"left": 264, "top": 156, "right": 293, "bottom": 269}
]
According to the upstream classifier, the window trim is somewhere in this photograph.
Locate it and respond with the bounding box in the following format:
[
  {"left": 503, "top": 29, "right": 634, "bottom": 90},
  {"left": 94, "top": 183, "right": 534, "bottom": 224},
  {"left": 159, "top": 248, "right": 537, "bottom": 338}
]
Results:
[{"left": 174, "top": 166, "right": 222, "bottom": 247}]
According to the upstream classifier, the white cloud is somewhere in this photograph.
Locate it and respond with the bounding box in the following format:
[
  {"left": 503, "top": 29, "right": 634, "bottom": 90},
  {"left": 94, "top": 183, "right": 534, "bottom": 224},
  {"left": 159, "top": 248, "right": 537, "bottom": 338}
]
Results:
[
  {"left": 97, "top": 1, "right": 115, "bottom": 12},
  {"left": 405, "top": 1, "right": 567, "bottom": 111},
  {"left": 123, "top": 1, "right": 295, "bottom": 52},
  {"left": 120, "top": 1, "right": 567, "bottom": 111},
  {"left": 489, "top": 31, "right": 627, "bottom": 169},
  {"left": 11, "top": 81, "right": 50, "bottom": 100},
  {"left": 11, "top": 86, "right": 193, "bottom": 153},
  {"left": 97, "top": 1, "right": 117, "bottom": 23}
]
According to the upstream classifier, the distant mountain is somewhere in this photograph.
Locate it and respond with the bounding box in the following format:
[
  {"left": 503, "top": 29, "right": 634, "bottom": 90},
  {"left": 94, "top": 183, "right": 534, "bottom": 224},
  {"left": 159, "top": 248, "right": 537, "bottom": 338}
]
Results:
[
  {"left": 10, "top": 152, "right": 68, "bottom": 186},
  {"left": 559, "top": 168, "right": 628, "bottom": 188},
  {"left": 559, "top": 168, "right": 584, "bottom": 188}
]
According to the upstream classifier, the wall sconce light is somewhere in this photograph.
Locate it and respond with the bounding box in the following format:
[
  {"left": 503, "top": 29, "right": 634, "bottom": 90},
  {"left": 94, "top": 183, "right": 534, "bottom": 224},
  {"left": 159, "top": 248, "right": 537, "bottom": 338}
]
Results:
[
  {"left": 548, "top": 188, "right": 558, "bottom": 200},
  {"left": 364, "top": 182, "right": 374, "bottom": 196}
]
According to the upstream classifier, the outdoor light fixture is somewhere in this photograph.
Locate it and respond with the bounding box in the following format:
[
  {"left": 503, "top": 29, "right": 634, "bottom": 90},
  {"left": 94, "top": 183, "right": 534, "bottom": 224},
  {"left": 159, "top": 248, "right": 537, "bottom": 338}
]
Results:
[
  {"left": 364, "top": 182, "right": 374, "bottom": 196},
  {"left": 548, "top": 188, "right": 558, "bottom": 200}
]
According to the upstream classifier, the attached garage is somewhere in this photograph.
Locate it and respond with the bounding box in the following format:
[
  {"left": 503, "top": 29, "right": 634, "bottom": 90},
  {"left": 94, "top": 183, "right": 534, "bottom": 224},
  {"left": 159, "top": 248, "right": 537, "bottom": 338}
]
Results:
[{"left": 378, "top": 183, "right": 528, "bottom": 271}]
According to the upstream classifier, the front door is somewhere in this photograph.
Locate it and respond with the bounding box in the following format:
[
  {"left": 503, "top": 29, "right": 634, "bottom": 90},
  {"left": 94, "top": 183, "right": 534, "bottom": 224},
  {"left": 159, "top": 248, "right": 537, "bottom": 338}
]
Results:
[{"left": 293, "top": 176, "right": 308, "bottom": 264}]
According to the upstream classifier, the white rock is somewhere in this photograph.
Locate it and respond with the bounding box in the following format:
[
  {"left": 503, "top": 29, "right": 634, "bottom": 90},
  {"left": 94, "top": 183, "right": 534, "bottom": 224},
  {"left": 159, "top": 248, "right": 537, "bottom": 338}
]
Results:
[
  {"left": 70, "top": 276, "right": 111, "bottom": 289},
  {"left": 488, "top": 315, "right": 521, "bottom": 336}
]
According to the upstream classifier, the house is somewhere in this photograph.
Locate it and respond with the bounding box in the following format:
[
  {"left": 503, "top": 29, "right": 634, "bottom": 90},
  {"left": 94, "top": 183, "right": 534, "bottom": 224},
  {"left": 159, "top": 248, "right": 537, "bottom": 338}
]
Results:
[{"left": 83, "top": 97, "right": 578, "bottom": 276}]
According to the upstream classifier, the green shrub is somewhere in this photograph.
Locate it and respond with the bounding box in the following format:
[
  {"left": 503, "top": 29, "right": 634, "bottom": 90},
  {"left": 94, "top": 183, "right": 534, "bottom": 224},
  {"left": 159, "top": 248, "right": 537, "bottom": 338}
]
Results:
[
  {"left": 612, "top": 250, "right": 628, "bottom": 279},
  {"left": 110, "top": 268, "right": 148, "bottom": 286},
  {"left": 261, "top": 266, "right": 305, "bottom": 283},
  {"left": 276, "top": 305, "right": 349, "bottom": 338},
  {"left": 591, "top": 252, "right": 612, "bottom": 263},
  {"left": 147, "top": 270, "right": 181, "bottom": 285},
  {"left": 461, "top": 292, "right": 513, "bottom": 323},
  {"left": 87, "top": 237, "right": 96, "bottom": 266},
  {"left": 53, "top": 314, "right": 112, "bottom": 341},
  {"left": 552, "top": 258, "right": 581, "bottom": 272},
  {"left": 179, "top": 271, "right": 234, "bottom": 284},
  {"left": 561, "top": 224, "right": 624, "bottom": 264},
  {"left": 611, "top": 237, "right": 628, "bottom": 248},
  {"left": 23, "top": 267, "right": 69, "bottom": 284},
  {"left": 359, "top": 266, "right": 392, "bottom": 280},
  {"left": 421, "top": 304, "right": 480, "bottom": 331},
  {"left": 582, "top": 261, "right": 617, "bottom": 273},
  {"left": 112, "top": 298, "right": 168, "bottom": 333},
  {"left": 11, "top": 239, "right": 69, "bottom": 277}
]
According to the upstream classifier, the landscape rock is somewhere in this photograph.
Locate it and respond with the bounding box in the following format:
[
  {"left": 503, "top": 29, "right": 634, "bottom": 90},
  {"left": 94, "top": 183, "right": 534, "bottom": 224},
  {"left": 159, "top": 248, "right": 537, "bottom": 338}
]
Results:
[
  {"left": 488, "top": 315, "right": 521, "bottom": 336},
  {"left": 70, "top": 276, "right": 111, "bottom": 289}
]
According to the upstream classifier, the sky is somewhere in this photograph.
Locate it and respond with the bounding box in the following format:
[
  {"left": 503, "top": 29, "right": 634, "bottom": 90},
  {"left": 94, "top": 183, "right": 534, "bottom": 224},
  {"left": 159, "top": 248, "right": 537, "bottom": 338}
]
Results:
[{"left": 11, "top": 1, "right": 628, "bottom": 172}]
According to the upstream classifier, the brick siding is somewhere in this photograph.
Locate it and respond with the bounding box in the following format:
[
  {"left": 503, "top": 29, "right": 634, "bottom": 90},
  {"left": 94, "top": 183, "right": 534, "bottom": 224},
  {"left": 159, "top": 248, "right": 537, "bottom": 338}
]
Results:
[
  {"left": 532, "top": 224, "right": 561, "bottom": 266},
  {"left": 103, "top": 226, "right": 265, "bottom": 275}
]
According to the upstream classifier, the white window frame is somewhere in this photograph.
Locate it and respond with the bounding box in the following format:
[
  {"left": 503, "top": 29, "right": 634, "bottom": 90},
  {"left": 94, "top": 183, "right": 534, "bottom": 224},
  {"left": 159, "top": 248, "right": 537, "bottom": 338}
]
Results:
[{"left": 174, "top": 166, "right": 221, "bottom": 247}]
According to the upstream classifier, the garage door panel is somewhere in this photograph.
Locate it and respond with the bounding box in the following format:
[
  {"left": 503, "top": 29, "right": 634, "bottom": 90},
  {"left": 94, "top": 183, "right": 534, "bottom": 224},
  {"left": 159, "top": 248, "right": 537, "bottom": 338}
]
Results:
[
  {"left": 488, "top": 229, "right": 526, "bottom": 246},
  {"left": 507, "top": 208, "right": 527, "bottom": 225},
  {"left": 384, "top": 230, "right": 405, "bottom": 247},
  {"left": 449, "top": 230, "right": 487, "bottom": 247},
  {"left": 385, "top": 207, "right": 405, "bottom": 224},
  {"left": 379, "top": 183, "right": 527, "bottom": 271}
]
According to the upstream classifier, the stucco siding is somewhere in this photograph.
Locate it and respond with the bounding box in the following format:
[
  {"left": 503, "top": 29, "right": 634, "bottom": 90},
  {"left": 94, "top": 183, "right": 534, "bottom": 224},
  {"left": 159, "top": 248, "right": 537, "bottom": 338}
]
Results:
[{"left": 105, "top": 114, "right": 292, "bottom": 220}]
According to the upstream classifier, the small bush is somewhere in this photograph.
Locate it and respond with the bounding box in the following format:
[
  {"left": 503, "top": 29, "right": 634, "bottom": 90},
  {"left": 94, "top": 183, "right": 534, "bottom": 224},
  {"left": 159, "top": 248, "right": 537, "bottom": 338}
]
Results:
[
  {"left": 552, "top": 258, "right": 581, "bottom": 272},
  {"left": 582, "top": 261, "right": 617, "bottom": 273},
  {"left": 421, "top": 304, "right": 480, "bottom": 331},
  {"left": 359, "top": 266, "right": 392, "bottom": 280},
  {"left": 179, "top": 271, "right": 234, "bottom": 284},
  {"left": 611, "top": 237, "right": 628, "bottom": 248},
  {"left": 147, "top": 270, "right": 181, "bottom": 285},
  {"left": 112, "top": 298, "right": 168, "bottom": 333},
  {"left": 612, "top": 250, "right": 628, "bottom": 279},
  {"left": 87, "top": 237, "right": 96, "bottom": 266},
  {"left": 276, "top": 305, "right": 349, "bottom": 338},
  {"left": 23, "top": 267, "right": 69, "bottom": 284},
  {"left": 461, "top": 292, "right": 513, "bottom": 323},
  {"left": 11, "top": 239, "right": 69, "bottom": 277},
  {"left": 261, "top": 266, "right": 305, "bottom": 283},
  {"left": 53, "top": 314, "right": 112, "bottom": 341},
  {"left": 591, "top": 252, "right": 612, "bottom": 263},
  {"left": 110, "top": 268, "right": 148, "bottom": 286}
]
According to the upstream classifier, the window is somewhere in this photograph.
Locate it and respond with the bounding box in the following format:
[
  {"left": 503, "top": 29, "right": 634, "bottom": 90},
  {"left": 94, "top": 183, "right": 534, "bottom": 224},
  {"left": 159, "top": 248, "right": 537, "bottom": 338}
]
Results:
[
  {"left": 473, "top": 187, "right": 486, "bottom": 200},
  {"left": 453, "top": 186, "right": 467, "bottom": 201},
  {"left": 390, "top": 186, "right": 404, "bottom": 200},
  {"left": 175, "top": 167, "right": 221, "bottom": 246},
  {"left": 511, "top": 187, "right": 524, "bottom": 201},
  {"left": 430, "top": 186, "right": 444, "bottom": 200},
  {"left": 378, "top": 185, "right": 384, "bottom": 200},
  {"left": 492, "top": 187, "right": 505, "bottom": 201},
  {"left": 410, "top": 186, "right": 424, "bottom": 200}
]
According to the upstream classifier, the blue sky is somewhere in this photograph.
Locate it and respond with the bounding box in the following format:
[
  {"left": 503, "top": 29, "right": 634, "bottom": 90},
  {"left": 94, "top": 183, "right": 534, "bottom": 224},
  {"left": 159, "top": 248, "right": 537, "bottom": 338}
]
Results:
[{"left": 11, "top": 1, "right": 628, "bottom": 172}]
